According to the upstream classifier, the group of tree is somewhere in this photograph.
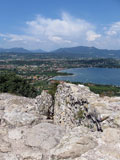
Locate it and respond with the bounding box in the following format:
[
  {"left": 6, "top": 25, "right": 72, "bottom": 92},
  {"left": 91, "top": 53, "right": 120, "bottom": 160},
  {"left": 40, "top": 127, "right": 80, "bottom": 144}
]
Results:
[{"left": 0, "top": 72, "right": 37, "bottom": 98}]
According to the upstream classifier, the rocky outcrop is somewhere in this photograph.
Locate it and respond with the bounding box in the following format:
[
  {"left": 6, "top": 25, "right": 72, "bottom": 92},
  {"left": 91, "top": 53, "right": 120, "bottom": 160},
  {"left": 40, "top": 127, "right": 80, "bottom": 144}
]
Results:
[
  {"left": 54, "top": 82, "right": 120, "bottom": 131},
  {"left": 36, "top": 90, "right": 54, "bottom": 119},
  {"left": 0, "top": 93, "right": 40, "bottom": 127},
  {"left": 54, "top": 83, "right": 88, "bottom": 129},
  {"left": 50, "top": 126, "right": 120, "bottom": 160},
  {"left": 0, "top": 92, "right": 65, "bottom": 160},
  {"left": 0, "top": 82, "right": 120, "bottom": 160},
  {"left": 25, "top": 123, "right": 65, "bottom": 150},
  {"left": 0, "top": 122, "right": 65, "bottom": 160},
  {"left": 54, "top": 83, "right": 101, "bottom": 131}
]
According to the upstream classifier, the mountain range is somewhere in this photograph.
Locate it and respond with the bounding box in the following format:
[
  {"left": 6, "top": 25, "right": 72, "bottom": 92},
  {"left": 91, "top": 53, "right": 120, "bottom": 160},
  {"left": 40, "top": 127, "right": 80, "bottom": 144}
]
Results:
[
  {"left": 51, "top": 46, "right": 120, "bottom": 58},
  {"left": 0, "top": 46, "right": 120, "bottom": 59},
  {"left": 0, "top": 48, "right": 31, "bottom": 53},
  {"left": 0, "top": 48, "right": 46, "bottom": 53}
]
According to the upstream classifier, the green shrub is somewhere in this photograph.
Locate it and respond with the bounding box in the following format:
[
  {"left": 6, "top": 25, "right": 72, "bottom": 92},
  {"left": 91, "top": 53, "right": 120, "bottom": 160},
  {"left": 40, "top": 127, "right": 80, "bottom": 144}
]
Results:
[
  {"left": 48, "top": 81, "right": 60, "bottom": 99},
  {"left": 0, "top": 72, "right": 37, "bottom": 98},
  {"left": 75, "top": 109, "right": 84, "bottom": 120}
]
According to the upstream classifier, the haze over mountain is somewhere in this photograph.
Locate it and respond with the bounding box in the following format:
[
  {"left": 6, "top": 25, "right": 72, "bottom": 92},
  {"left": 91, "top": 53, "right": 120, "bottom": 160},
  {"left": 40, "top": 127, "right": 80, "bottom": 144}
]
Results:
[
  {"left": 50, "top": 46, "right": 120, "bottom": 59},
  {"left": 0, "top": 48, "right": 31, "bottom": 53},
  {"left": 0, "top": 48, "right": 46, "bottom": 53},
  {"left": 31, "top": 49, "right": 47, "bottom": 53},
  {"left": 1, "top": 46, "right": 120, "bottom": 59}
]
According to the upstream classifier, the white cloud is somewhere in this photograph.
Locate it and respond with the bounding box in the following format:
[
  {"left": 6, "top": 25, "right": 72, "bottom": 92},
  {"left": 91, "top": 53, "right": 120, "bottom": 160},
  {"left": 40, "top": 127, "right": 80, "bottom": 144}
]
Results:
[
  {"left": 95, "top": 22, "right": 120, "bottom": 49},
  {"left": 86, "top": 31, "right": 101, "bottom": 41},
  {"left": 48, "top": 36, "right": 71, "bottom": 44},
  {"left": 106, "top": 22, "right": 120, "bottom": 36},
  {"left": 1, "top": 12, "right": 120, "bottom": 50},
  {"left": 25, "top": 12, "right": 100, "bottom": 44},
  {"left": 26, "top": 13, "right": 93, "bottom": 36},
  {"left": 0, "top": 33, "right": 42, "bottom": 42},
  {"left": 0, "top": 12, "right": 101, "bottom": 50}
]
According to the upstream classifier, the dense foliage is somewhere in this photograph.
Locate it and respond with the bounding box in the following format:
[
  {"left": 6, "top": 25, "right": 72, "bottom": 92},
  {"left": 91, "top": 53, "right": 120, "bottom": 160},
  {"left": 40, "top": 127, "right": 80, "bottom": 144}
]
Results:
[
  {"left": 88, "top": 84, "right": 120, "bottom": 97},
  {"left": 0, "top": 72, "right": 37, "bottom": 98}
]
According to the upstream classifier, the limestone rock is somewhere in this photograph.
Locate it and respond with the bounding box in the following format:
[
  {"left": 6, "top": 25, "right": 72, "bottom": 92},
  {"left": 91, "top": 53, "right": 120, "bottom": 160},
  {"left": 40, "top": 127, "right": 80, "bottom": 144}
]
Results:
[
  {"left": 36, "top": 90, "right": 53, "bottom": 119},
  {"left": 54, "top": 83, "right": 100, "bottom": 130},
  {"left": 0, "top": 123, "right": 64, "bottom": 160},
  {"left": 0, "top": 83, "right": 120, "bottom": 160},
  {"left": 0, "top": 153, "right": 20, "bottom": 160},
  {"left": 50, "top": 127, "right": 120, "bottom": 160},
  {"left": 0, "top": 139, "right": 11, "bottom": 153},
  {"left": 54, "top": 82, "right": 120, "bottom": 130},
  {"left": 25, "top": 123, "right": 65, "bottom": 150},
  {"left": 0, "top": 93, "right": 40, "bottom": 127},
  {"left": 50, "top": 126, "right": 97, "bottom": 160},
  {"left": 102, "top": 128, "right": 120, "bottom": 143},
  {"left": 8, "top": 128, "right": 24, "bottom": 140}
]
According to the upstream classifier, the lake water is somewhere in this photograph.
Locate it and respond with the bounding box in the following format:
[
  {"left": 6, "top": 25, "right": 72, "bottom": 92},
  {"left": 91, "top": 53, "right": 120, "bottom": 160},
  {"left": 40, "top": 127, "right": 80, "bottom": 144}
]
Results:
[{"left": 53, "top": 68, "right": 120, "bottom": 86}]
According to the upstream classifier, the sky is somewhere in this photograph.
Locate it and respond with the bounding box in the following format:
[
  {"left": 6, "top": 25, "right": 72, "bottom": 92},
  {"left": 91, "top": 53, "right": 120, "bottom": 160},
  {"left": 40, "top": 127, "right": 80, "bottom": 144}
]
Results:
[{"left": 0, "top": 0, "right": 120, "bottom": 51}]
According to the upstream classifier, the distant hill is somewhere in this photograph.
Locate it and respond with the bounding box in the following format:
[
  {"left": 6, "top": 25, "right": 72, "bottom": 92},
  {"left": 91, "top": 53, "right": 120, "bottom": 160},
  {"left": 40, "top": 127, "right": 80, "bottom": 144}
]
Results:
[
  {"left": 31, "top": 49, "right": 46, "bottom": 53},
  {"left": 0, "top": 48, "right": 31, "bottom": 53},
  {"left": 0, "top": 47, "right": 47, "bottom": 54},
  {"left": 50, "top": 46, "right": 120, "bottom": 59},
  {"left": 1, "top": 46, "right": 120, "bottom": 59}
]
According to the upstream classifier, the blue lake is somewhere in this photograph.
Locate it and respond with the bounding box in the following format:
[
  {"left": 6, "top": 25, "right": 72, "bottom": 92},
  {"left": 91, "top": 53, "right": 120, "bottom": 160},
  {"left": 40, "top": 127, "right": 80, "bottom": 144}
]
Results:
[{"left": 53, "top": 68, "right": 120, "bottom": 86}]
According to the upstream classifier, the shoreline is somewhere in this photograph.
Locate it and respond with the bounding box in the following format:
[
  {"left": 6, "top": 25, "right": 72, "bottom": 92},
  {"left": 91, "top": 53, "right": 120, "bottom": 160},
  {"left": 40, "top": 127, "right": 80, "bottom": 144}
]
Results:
[{"left": 51, "top": 67, "right": 120, "bottom": 87}]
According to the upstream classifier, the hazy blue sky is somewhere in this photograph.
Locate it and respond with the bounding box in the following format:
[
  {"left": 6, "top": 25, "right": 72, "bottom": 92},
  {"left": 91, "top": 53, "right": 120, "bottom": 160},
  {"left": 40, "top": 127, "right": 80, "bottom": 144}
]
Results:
[{"left": 0, "top": 0, "right": 120, "bottom": 51}]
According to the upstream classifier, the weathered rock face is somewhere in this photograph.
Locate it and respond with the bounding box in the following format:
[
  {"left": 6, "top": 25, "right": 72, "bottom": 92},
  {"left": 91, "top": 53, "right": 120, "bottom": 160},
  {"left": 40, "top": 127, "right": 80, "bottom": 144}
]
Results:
[
  {"left": 54, "top": 83, "right": 100, "bottom": 130},
  {"left": 0, "top": 122, "right": 65, "bottom": 160},
  {"left": 50, "top": 126, "right": 120, "bottom": 160},
  {"left": 54, "top": 82, "right": 120, "bottom": 131},
  {"left": 51, "top": 82, "right": 120, "bottom": 160},
  {"left": 0, "top": 92, "right": 65, "bottom": 160},
  {"left": 0, "top": 93, "right": 40, "bottom": 127},
  {"left": 25, "top": 123, "right": 65, "bottom": 150},
  {"left": 36, "top": 90, "right": 53, "bottom": 119},
  {"left": 54, "top": 83, "right": 86, "bottom": 129},
  {"left": 0, "top": 82, "right": 120, "bottom": 160}
]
